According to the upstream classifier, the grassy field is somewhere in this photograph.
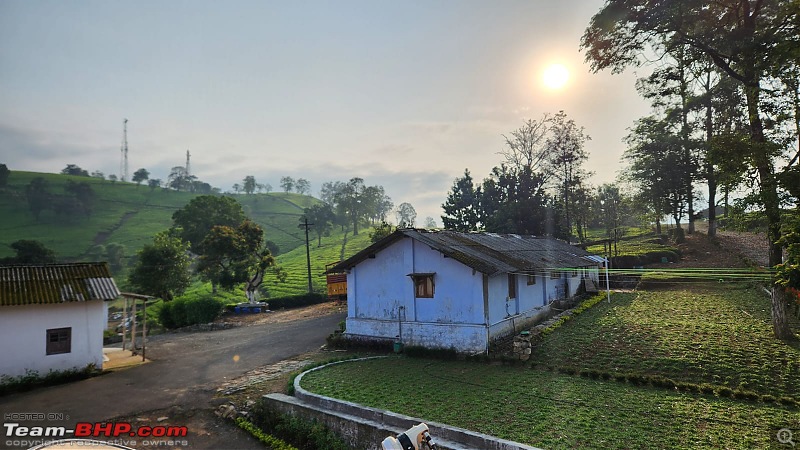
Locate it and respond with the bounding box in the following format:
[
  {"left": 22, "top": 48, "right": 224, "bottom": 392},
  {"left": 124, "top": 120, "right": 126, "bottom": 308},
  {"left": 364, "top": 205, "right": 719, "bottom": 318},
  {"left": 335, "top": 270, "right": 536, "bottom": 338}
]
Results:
[
  {"left": 300, "top": 286, "right": 800, "bottom": 449},
  {"left": 0, "top": 171, "right": 316, "bottom": 282}
]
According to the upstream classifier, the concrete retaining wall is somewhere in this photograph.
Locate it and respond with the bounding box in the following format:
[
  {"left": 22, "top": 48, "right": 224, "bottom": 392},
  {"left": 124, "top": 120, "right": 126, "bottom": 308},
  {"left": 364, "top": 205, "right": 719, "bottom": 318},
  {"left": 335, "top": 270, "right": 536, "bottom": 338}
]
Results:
[{"left": 269, "top": 357, "right": 542, "bottom": 450}]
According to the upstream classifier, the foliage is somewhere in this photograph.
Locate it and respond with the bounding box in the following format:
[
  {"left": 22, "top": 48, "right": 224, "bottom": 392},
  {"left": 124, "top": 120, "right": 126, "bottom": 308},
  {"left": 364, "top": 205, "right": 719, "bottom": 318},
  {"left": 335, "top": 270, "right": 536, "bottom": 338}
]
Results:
[
  {"left": 295, "top": 178, "right": 310, "bottom": 195},
  {"left": 249, "top": 398, "right": 352, "bottom": 450},
  {"left": 242, "top": 175, "right": 256, "bottom": 195},
  {"left": 395, "top": 202, "right": 417, "bottom": 228},
  {"left": 0, "top": 163, "right": 9, "bottom": 186},
  {"left": 303, "top": 203, "right": 335, "bottom": 247},
  {"left": 25, "top": 177, "right": 50, "bottom": 221},
  {"left": 0, "top": 239, "right": 57, "bottom": 265},
  {"left": 0, "top": 364, "right": 97, "bottom": 397},
  {"left": 132, "top": 168, "right": 149, "bottom": 186},
  {"left": 235, "top": 418, "right": 297, "bottom": 450},
  {"left": 280, "top": 176, "right": 295, "bottom": 193},
  {"left": 158, "top": 291, "right": 226, "bottom": 328},
  {"left": 777, "top": 212, "right": 800, "bottom": 316},
  {"left": 128, "top": 231, "right": 192, "bottom": 301},
  {"left": 261, "top": 292, "right": 327, "bottom": 310},
  {"left": 369, "top": 221, "right": 394, "bottom": 243},
  {"left": 60, "top": 164, "right": 89, "bottom": 177},
  {"left": 196, "top": 220, "right": 278, "bottom": 292},
  {"left": 171, "top": 195, "right": 246, "bottom": 253}
]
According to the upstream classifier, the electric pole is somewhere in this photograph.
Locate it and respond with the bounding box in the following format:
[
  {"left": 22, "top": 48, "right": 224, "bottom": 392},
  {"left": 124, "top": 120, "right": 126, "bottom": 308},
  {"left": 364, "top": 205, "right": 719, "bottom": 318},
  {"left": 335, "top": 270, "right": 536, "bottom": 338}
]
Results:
[{"left": 298, "top": 217, "right": 314, "bottom": 293}]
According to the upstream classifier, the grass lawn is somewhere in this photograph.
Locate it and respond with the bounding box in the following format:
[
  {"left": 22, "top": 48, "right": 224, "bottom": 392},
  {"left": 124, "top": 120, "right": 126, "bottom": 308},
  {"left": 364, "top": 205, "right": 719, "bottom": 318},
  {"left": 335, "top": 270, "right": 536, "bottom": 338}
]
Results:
[{"left": 300, "top": 285, "right": 800, "bottom": 449}]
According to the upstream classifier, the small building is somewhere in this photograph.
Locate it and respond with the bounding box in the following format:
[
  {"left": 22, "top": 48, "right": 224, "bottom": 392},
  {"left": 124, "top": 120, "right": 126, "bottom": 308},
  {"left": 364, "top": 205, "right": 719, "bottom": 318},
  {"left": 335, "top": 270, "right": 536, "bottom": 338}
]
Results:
[
  {"left": 0, "top": 263, "right": 120, "bottom": 378},
  {"left": 328, "top": 229, "right": 601, "bottom": 353}
]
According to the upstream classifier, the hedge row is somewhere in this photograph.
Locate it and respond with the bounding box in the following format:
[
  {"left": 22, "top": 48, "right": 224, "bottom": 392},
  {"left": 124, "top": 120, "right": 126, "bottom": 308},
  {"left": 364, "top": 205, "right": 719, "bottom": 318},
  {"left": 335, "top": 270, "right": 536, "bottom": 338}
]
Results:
[{"left": 159, "top": 293, "right": 226, "bottom": 329}]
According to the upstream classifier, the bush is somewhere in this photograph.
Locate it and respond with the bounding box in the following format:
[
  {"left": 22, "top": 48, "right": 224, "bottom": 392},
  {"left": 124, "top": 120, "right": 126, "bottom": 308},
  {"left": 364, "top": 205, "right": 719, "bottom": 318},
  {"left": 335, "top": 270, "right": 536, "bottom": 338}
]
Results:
[
  {"left": 250, "top": 399, "right": 350, "bottom": 450},
  {"left": 0, "top": 365, "right": 97, "bottom": 396},
  {"left": 159, "top": 293, "right": 225, "bottom": 329},
  {"left": 267, "top": 293, "right": 328, "bottom": 310}
]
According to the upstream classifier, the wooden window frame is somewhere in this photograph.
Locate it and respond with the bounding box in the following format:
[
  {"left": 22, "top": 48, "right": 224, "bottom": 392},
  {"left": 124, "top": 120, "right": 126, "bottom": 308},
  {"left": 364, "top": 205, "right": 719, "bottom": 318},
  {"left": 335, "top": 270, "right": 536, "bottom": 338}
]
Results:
[
  {"left": 410, "top": 274, "right": 435, "bottom": 298},
  {"left": 526, "top": 274, "right": 537, "bottom": 285},
  {"left": 46, "top": 327, "right": 71, "bottom": 355},
  {"left": 508, "top": 274, "right": 517, "bottom": 299},
  {"left": 550, "top": 271, "right": 561, "bottom": 280}
]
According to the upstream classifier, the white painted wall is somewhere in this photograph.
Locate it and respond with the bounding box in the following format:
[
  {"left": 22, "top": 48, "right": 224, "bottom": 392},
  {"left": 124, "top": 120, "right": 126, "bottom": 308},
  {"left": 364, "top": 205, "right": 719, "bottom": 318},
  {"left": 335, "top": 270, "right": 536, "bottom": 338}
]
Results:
[{"left": 0, "top": 301, "right": 106, "bottom": 378}]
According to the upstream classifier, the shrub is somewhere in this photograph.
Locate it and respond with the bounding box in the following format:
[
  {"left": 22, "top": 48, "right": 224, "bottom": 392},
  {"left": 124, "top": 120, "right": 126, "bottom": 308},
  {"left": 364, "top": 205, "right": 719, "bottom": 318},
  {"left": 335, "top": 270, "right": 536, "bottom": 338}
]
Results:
[
  {"left": 0, "top": 365, "right": 97, "bottom": 396},
  {"left": 267, "top": 293, "right": 328, "bottom": 310},
  {"left": 716, "top": 386, "right": 734, "bottom": 398},
  {"left": 159, "top": 293, "right": 225, "bottom": 329},
  {"left": 236, "top": 418, "right": 297, "bottom": 450},
  {"left": 250, "top": 399, "right": 350, "bottom": 450}
]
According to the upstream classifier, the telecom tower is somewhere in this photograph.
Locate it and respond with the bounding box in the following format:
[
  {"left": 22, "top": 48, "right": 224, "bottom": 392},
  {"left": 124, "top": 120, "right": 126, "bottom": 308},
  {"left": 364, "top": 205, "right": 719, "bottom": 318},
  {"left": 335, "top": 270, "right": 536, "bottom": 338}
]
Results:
[
  {"left": 120, "top": 118, "right": 129, "bottom": 182},
  {"left": 185, "top": 149, "right": 191, "bottom": 177}
]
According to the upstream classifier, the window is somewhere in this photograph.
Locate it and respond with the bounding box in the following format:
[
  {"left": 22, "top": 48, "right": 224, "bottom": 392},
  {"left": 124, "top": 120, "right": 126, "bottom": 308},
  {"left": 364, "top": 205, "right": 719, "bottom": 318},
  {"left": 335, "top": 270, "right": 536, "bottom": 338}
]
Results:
[
  {"left": 572, "top": 270, "right": 578, "bottom": 278},
  {"left": 527, "top": 275, "right": 537, "bottom": 285},
  {"left": 550, "top": 271, "right": 561, "bottom": 279},
  {"left": 46, "top": 327, "right": 71, "bottom": 355},
  {"left": 411, "top": 274, "right": 435, "bottom": 298},
  {"left": 508, "top": 274, "right": 516, "bottom": 299}
]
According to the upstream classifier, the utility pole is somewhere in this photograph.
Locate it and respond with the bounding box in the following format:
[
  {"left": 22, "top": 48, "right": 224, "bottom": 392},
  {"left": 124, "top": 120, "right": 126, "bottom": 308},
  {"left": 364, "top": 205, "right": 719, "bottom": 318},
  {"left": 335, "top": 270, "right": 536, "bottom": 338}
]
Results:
[
  {"left": 298, "top": 217, "right": 314, "bottom": 293},
  {"left": 120, "top": 118, "right": 129, "bottom": 182}
]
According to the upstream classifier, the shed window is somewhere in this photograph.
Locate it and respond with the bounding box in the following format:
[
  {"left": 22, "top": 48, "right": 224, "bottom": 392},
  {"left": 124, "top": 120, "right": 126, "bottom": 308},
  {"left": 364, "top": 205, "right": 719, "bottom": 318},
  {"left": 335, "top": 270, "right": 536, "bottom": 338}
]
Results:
[
  {"left": 46, "top": 327, "right": 71, "bottom": 355},
  {"left": 508, "top": 274, "right": 517, "bottom": 299},
  {"left": 550, "top": 271, "right": 561, "bottom": 280},
  {"left": 410, "top": 274, "right": 435, "bottom": 298},
  {"left": 527, "top": 275, "right": 536, "bottom": 285}
]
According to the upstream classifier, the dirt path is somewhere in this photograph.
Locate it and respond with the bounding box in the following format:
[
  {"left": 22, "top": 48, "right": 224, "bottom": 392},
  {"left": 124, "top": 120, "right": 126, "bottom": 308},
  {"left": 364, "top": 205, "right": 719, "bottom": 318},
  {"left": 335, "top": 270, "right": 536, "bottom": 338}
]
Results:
[{"left": 650, "top": 223, "right": 770, "bottom": 269}]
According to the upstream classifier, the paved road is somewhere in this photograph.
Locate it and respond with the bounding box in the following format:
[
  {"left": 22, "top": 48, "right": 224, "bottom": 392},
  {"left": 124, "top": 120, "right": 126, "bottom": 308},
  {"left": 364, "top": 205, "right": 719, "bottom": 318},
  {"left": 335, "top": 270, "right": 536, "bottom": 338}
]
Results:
[{"left": 0, "top": 312, "right": 346, "bottom": 449}]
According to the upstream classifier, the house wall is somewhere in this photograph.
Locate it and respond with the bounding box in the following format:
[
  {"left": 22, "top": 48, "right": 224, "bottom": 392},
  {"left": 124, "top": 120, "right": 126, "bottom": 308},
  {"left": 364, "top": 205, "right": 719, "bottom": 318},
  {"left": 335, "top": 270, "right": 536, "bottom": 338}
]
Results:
[{"left": 0, "top": 301, "right": 107, "bottom": 378}]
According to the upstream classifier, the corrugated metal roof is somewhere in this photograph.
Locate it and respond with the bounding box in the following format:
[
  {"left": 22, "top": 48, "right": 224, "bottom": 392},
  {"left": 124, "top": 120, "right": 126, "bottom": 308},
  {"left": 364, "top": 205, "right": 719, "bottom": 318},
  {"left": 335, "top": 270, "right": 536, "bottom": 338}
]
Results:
[
  {"left": 330, "top": 229, "right": 601, "bottom": 275},
  {"left": 0, "top": 263, "right": 120, "bottom": 307}
]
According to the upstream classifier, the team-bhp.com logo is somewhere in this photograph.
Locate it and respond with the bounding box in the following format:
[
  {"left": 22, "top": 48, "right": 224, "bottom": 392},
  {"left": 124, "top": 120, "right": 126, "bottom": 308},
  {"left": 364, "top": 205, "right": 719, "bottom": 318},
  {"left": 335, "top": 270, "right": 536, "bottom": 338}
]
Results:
[{"left": 4, "top": 422, "right": 188, "bottom": 449}]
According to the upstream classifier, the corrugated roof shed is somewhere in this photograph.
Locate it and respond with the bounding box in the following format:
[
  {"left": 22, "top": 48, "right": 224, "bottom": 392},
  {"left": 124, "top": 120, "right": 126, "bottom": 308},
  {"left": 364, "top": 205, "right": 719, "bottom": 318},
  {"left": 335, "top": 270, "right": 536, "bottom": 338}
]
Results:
[
  {"left": 0, "top": 263, "right": 120, "bottom": 307},
  {"left": 331, "top": 229, "right": 600, "bottom": 276}
]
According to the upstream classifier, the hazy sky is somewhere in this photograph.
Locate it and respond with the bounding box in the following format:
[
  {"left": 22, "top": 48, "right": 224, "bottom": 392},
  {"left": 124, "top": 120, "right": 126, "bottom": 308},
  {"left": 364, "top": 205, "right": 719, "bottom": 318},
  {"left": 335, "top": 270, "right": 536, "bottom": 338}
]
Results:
[{"left": 0, "top": 1, "right": 651, "bottom": 223}]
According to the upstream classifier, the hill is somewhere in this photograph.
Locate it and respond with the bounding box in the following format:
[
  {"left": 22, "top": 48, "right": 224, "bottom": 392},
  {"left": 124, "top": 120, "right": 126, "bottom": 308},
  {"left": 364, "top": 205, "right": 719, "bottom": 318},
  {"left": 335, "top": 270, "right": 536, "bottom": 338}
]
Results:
[{"left": 0, "top": 171, "right": 318, "bottom": 279}]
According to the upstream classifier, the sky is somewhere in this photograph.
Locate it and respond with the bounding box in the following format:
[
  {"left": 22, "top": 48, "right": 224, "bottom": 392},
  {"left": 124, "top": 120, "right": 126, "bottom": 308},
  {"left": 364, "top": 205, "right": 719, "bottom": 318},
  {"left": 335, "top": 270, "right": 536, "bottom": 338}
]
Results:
[{"left": 0, "top": 0, "right": 651, "bottom": 224}]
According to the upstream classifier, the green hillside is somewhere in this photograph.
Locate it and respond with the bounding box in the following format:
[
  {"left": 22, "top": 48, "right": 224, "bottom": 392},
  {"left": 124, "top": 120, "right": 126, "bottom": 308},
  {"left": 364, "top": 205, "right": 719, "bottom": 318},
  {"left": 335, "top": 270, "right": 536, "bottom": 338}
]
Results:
[
  {"left": 266, "top": 226, "right": 375, "bottom": 297},
  {"left": 0, "top": 171, "right": 313, "bottom": 271}
]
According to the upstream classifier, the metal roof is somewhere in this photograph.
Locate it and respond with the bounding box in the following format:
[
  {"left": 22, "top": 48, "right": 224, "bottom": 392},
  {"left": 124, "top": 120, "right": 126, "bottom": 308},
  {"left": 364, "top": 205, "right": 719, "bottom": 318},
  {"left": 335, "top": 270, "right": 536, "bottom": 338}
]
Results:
[
  {"left": 0, "top": 263, "right": 120, "bottom": 307},
  {"left": 330, "top": 229, "right": 601, "bottom": 276}
]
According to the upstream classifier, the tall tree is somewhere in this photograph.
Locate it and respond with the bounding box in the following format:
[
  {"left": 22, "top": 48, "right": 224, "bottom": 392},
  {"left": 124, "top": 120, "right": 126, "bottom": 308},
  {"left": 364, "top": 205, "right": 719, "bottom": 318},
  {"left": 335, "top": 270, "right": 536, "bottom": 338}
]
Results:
[
  {"left": 546, "top": 111, "right": 591, "bottom": 240},
  {"left": 128, "top": 231, "right": 192, "bottom": 301},
  {"left": 280, "top": 176, "right": 295, "bottom": 193},
  {"left": 0, "top": 163, "right": 10, "bottom": 186},
  {"left": 61, "top": 164, "right": 89, "bottom": 177},
  {"left": 0, "top": 240, "right": 57, "bottom": 265},
  {"left": 334, "top": 177, "right": 366, "bottom": 235},
  {"left": 424, "top": 217, "right": 437, "bottom": 229},
  {"left": 64, "top": 180, "right": 95, "bottom": 217},
  {"left": 171, "top": 195, "right": 247, "bottom": 253},
  {"left": 396, "top": 202, "right": 417, "bottom": 228},
  {"left": 148, "top": 178, "right": 161, "bottom": 191},
  {"left": 582, "top": 0, "right": 800, "bottom": 338},
  {"left": 132, "top": 168, "right": 150, "bottom": 186},
  {"left": 25, "top": 177, "right": 50, "bottom": 221},
  {"left": 295, "top": 178, "right": 310, "bottom": 195},
  {"left": 242, "top": 175, "right": 256, "bottom": 195},
  {"left": 441, "top": 169, "right": 481, "bottom": 232},
  {"left": 303, "top": 203, "right": 335, "bottom": 246}
]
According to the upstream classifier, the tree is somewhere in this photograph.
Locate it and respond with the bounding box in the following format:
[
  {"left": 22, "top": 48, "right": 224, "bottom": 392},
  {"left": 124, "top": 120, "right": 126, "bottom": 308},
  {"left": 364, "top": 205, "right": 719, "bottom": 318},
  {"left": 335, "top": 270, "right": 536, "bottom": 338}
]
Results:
[
  {"left": 128, "top": 231, "right": 192, "bottom": 301},
  {"left": 441, "top": 169, "right": 481, "bottom": 232},
  {"left": 320, "top": 181, "right": 345, "bottom": 205},
  {"left": 0, "top": 240, "right": 57, "bottom": 265},
  {"left": 148, "top": 178, "right": 161, "bottom": 191},
  {"left": 196, "top": 220, "right": 278, "bottom": 294},
  {"left": 280, "top": 176, "right": 295, "bottom": 193},
  {"left": 61, "top": 164, "right": 89, "bottom": 177},
  {"left": 334, "top": 177, "right": 367, "bottom": 235},
  {"left": 424, "top": 217, "right": 437, "bottom": 229},
  {"left": 396, "top": 202, "right": 417, "bottom": 228},
  {"left": 546, "top": 111, "right": 591, "bottom": 240},
  {"left": 232, "top": 183, "right": 241, "bottom": 194},
  {"left": 105, "top": 243, "right": 125, "bottom": 272},
  {"left": 370, "top": 221, "right": 395, "bottom": 243},
  {"left": 168, "top": 166, "right": 195, "bottom": 191},
  {"left": 295, "top": 178, "right": 310, "bottom": 195},
  {"left": 132, "top": 168, "right": 150, "bottom": 186},
  {"left": 0, "top": 163, "right": 10, "bottom": 186},
  {"left": 108, "top": 174, "right": 118, "bottom": 183},
  {"left": 25, "top": 177, "right": 50, "bottom": 221},
  {"left": 90, "top": 170, "right": 104, "bottom": 180},
  {"left": 582, "top": 0, "right": 800, "bottom": 338},
  {"left": 171, "top": 195, "right": 247, "bottom": 253},
  {"left": 64, "top": 180, "right": 94, "bottom": 217},
  {"left": 242, "top": 176, "right": 256, "bottom": 195},
  {"left": 303, "top": 204, "right": 335, "bottom": 247}
]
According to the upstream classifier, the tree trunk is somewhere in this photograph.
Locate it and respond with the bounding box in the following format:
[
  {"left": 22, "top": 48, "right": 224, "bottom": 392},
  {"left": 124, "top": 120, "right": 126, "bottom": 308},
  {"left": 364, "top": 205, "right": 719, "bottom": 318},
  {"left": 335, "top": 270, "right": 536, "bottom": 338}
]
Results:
[
  {"left": 744, "top": 76, "right": 792, "bottom": 339},
  {"left": 706, "top": 77, "right": 717, "bottom": 237}
]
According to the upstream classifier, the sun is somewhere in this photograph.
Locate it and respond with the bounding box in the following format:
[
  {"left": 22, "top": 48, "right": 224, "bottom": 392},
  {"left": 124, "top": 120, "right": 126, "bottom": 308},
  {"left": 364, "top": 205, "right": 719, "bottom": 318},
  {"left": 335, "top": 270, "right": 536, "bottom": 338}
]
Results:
[{"left": 542, "top": 64, "right": 570, "bottom": 90}]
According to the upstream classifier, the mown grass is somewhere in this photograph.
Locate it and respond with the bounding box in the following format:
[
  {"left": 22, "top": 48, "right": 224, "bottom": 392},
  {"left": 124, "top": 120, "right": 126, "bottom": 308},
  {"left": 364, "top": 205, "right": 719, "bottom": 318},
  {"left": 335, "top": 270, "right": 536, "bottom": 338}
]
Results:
[
  {"left": 300, "top": 285, "right": 800, "bottom": 448},
  {"left": 532, "top": 285, "right": 800, "bottom": 398},
  {"left": 300, "top": 357, "right": 799, "bottom": 449}
]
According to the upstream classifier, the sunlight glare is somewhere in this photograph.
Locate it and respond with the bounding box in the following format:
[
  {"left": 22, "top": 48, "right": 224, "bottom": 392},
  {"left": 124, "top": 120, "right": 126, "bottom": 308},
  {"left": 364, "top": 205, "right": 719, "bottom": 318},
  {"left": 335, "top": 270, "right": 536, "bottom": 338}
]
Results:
[{"left": 542, "top": 64, "right": 570, "bottom": 90}]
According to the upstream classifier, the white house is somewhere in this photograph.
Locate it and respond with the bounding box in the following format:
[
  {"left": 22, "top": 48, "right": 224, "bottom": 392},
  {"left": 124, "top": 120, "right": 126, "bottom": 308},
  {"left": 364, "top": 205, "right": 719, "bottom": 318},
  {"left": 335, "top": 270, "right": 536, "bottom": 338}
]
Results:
[
  {"left": 0, "top": 263, "right": 120, "bottom": 378},
  {"left": 329, "top": 229, "right": 601, "bottom": 354}
]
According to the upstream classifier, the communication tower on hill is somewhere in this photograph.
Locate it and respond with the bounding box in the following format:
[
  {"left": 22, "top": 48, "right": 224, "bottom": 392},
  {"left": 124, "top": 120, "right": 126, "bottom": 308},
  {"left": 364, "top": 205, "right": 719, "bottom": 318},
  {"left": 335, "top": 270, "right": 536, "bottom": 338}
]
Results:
[
  {"left": 120, "top": 118, "right": 129, "bottom": 182},
  {"left": 185, "top": 149, "right": 191, "bottom": 177}
]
